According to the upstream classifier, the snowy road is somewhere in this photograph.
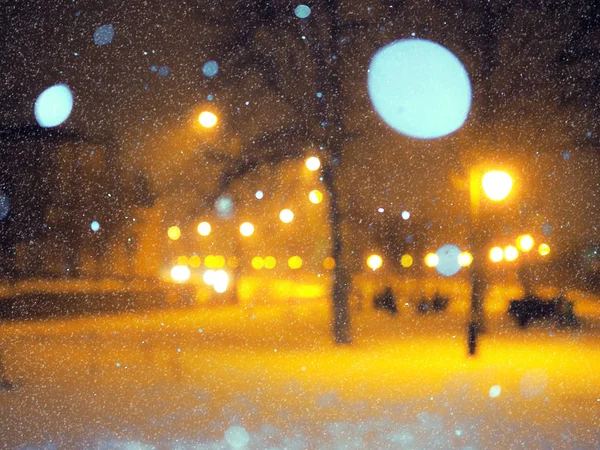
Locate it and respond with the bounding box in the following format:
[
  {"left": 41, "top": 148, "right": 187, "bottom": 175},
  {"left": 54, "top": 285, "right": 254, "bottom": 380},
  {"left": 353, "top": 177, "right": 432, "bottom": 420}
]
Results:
[{"left": 1, "top": 298, "right": 599, "bottom": 449}]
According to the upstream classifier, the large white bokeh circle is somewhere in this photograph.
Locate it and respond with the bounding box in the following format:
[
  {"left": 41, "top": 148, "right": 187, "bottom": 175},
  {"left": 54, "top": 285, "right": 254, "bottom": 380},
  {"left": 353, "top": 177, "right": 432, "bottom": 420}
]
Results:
[
  {"left": 34, "top": 84, "right": 74, "bottom": 128},
  {"left": 435, "top": 244, "right": 462, "bottom": 277},
  {"left": 368, "top": 39, "right": 471, "bottom": 139}
]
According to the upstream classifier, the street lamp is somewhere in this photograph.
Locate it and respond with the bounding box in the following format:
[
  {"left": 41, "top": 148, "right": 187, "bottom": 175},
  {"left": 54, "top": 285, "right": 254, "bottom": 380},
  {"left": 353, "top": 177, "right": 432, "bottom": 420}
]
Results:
[
  {"left": 468, "top": 168, "right": 514, "bottom": 355},
  {"left": 198, "top": 111, "right": 218, "bottom": 128}
]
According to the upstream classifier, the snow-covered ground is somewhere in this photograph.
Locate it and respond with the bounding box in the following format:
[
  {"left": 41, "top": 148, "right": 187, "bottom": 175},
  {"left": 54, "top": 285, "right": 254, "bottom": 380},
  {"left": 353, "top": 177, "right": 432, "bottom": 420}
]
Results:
[{"left": 1, "top": 296, "right": 599, "bottom": 449}]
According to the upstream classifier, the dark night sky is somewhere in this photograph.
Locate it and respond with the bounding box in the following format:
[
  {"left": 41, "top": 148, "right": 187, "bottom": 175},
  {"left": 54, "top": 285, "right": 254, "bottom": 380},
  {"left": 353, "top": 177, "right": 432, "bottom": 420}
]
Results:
[{"left": 1, "top": 0, "right": 599, "bottom": 253}]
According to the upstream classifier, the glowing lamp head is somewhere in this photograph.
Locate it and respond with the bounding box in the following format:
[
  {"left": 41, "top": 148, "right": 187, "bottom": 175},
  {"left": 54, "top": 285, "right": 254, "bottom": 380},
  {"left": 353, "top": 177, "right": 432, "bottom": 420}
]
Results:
[
  {"left": 279, "top": 209, "right": 294, "bottom": 223},
  {"left": 489, "top": 246, "right": 504, "bottom": 263},
  {"left": 251, "top": 256, "right": 264, "bottom": 270},
  {"left": 197, "top": 221, "right": 211, "bottom": 236},
  {"left": 239, "top": 222, "right": 255, "bottom": 237},
  {"left": 517, "top": 234, "right": 534, "bottom": 252},
  {"left": 539, "top": 243, "right": 551, "bottom": 256},
  {"left": 482, "top": 170, "right": 513, "bottom": 201},
  {"left": 305, "top": 156, "right": 321, "bottom": 171},
  {"left": 458, "top": 251, "right": 473, "bottom": 267},
  {"left": 199, "top": 111, "right": 217, "bottom": 128},
  {"left": 401, "top": 254, "right": 413, "bottom": 268},
  {"left": 167, "top": 226, "right": 181, "bottom": 240},
  {"left": 504, "top": 245, "right": 519, "bottom": 262},
  {"left": 366, "top": 254, "right": 383, "bottom": 271},
  {"left": 170, "top": 265, "right": 191, "bottom": 283},
  {"left": 424, "top": 252, "right": 439, "bottom": 268},
  {"left": 309, "top": 190, "right": 323, "bottom": 204}
]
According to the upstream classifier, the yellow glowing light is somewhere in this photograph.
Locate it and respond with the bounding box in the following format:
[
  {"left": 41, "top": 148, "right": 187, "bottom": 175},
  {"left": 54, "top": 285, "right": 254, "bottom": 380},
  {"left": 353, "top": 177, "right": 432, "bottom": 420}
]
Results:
[
  {"left": 251, "top": 256, "right": 264, "bottom": 270},
  {"left": 264, "top": 256, "right": 277, "bottom": 269},
  {"left": 323, "top": 256, "right": 336, "bottom": 270},
  {"left": 504, "top": 245, "right": 519, "bottom": 262},
  {"left": 517, "top": 234, "right": 534, "bottom": 252},
  {"left": 401, "top": 254, "right": 413, "bottom": 268},
  {"left": 366, "top": 254, "right": 383, "bottom": 271},
  {"left": 170, "top": 265, "right": 191, "bottom": 282},
  {"left": 227, "top": 256, "right": 239, "bottom": 269},
  {"left": 458, "top": 251, "right": 473, "bottom": 267},
  {"left": 424, "top": 253, "right": 439, "bottom": 268},
  {"left": 309, "top": 190, "right": 323, "bottom": 204},
  {"left": 288, "top": 256, "right": 303, "bottom": 269},
  {"left": 305, "top": 156, "right": 321, "bottom": 171},
  {"left": 279, "top": 209, "right": 294, "bottom": 223},
  {"left": 482, "top": 170, "right": 513, "bottom": 201},
  {"left": 197, "top": 221, "right": 211, "bottom": 236},
  {"left": 189, "top": 255, "right": 201, "bottom": 268},
  {"left": 539, "top": 243, "right": 551, "bottom": 256},
  {"left": 198, "top": 111, "right": 217, "bottom": 128},
  {"left": 177, "top": 255, "right": 189, "bottom": 266},
  {"left": 213, "top": 255, "right": 225, "bottom": 268},
  {"left": 489, "top": 246, "right": 504, "bottom": 263},
  {"left": 204, "top": 255, "right": 215, "bottom": 268},
  {"left": 167, "top": 226, "right": 181, "bottom": 240},
  {"left": 239, "top": 222, "right": 255, "bottom": 237}
]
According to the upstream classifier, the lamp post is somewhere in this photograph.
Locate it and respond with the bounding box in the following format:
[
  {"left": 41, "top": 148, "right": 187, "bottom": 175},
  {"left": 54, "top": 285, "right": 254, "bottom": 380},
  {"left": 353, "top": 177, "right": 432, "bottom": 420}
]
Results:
[{"left": 468, "top": 168, "right": 513, "bottom": 355}]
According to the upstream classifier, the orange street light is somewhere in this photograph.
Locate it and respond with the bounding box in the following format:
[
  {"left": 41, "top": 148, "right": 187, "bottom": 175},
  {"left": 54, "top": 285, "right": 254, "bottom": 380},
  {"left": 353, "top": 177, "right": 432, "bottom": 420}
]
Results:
[
  {"left": 199, "top": 111, "right": 218, "bottom": 128},
  {"left": 482, "top": 170, "right": 513, "bottom": 201},
  {"left": 516, "top": 234, "right": 534, "bottom": 252}
]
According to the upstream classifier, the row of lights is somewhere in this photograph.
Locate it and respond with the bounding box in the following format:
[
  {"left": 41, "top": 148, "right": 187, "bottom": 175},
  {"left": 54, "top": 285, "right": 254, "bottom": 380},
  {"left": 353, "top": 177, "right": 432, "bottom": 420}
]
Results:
[
  {"left": 172, "top": 255, "right": 337, "bottom": 272},
  {"left": 488, "top": 234, "right": 550, "bottom": 263},
  {"left": 167, "top": 194, "right": 323, "bottom": 241},
  {"left": 366, "top": 251, "right": 473, "bottom": 271}
]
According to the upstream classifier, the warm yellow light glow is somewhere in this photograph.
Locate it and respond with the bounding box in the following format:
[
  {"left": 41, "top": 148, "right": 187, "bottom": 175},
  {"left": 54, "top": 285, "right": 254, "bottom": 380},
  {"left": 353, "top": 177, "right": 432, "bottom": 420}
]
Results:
[
  {"left": 288, "top": 256, "right": 303, "bottom": 269},
  {"left": 279, "top": 209, "right": 294, "bottom": 223},
  {"left": 309, "top": 190, "right": 323, "bottom": 204},
  {"left": 227, "top": 256, "right": 239, "bottom": 269},
  {"left": 517, "top": 234, "right": 534, "bottom": 252},
  {"left": 489, "top": 246, "right": 504, "bottom": 263},
  {"left": 167, "top": 226, "right": 181, "bottom": 240},
  {"left": 177, "top": 255, "right": 189, "bottom": 266},
  {"left": 213, "top": 255, "right": 225, "bottom": 268},
  {"left": 305, "top": 156, "right": 321, "bottom": 171},
  {"left": 251, "top": 256, "right": 264, "bottom": 270},
  {"left": 424, "top": 253, "right": 439, "bottom": 268},
  {"left": 170, "top": 265, "right": 190, "bottom": 282},
  {"left": 323, "top": 257, "right": 336, "bottom": 270},
  {"left": 189, "top": 255, "right": 201, "bottom": 268},
  {"left": 197, "top": 221, "right": 211, "bottom": 236},
  {"left": 366, "top": 254, "right": 383, "bottom": 271},
  {"left": 504, "top": 245, "right": 519, "bottom": 262},
  {"left": 539, "top": 243, "right": 551, "bottom": 256},
  {"left": 458, "top": 251, "right": 473, "bottom": 267},
  {"left": 401, "top": 254, "right": 413, "bottom": 268},
  {"left": 264, "top": 256, "right": 277, "bottom": 269},
  {"left": 482, "top": 170, "right": 513, "bottom": 201},
  {"left": 204, "top": 255, "right": 215, "bottom": 268},
  {"left": 239, "top": 222, "right": 255, "bottom": 237},
  {"left": 213, "top": 270, "right": 229, "bottom": 293},
  {"left": 198, "top": 111, "right": 217, "bottom": 128},
  {"left": 203, "top": 270, "right": 216, "bottom": 285}
]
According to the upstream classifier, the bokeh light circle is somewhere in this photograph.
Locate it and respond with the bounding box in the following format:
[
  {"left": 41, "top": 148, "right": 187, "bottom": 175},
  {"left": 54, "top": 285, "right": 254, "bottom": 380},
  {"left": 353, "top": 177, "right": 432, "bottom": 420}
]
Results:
[
  {"left": 202, "top": 60, "right": 219, "bottom": 78},
  {"left": 34, "top": 84, "right": 74, "bottom": 128},
  {"left": 294, "top": 5, "right": 311, "bottom": 18},
  {"left": 435, "top": 244, "right": 462, "bottom": 276},
  {"left": 368, "top": 39, "right": 471, "bottom": 139}
]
